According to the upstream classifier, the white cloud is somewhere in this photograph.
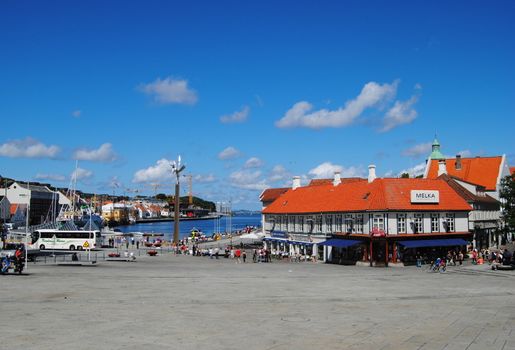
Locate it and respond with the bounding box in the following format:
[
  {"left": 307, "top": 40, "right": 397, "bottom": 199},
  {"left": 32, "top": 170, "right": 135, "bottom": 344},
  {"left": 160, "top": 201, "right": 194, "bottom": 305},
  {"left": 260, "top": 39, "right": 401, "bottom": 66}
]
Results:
[
  {"left": 308, "top": 162, "right": 343, "bottom": 178},
  {"left": 133, "top": 158, "right": 173, "bottom": 183},
  {"left": 244, "top": 157, "right": 264, "bottom": 169},
  {"left": 402, "top": 142, "right": 432, "bottom": 158},
  {"left": 308, "top": 162, "right": 365, "bottom": 179},
  {"left": 383, "top": 170, "right": 395, "bottom": 177},
  {"left": 34, "top": 173, "right": 66, "bottom": 182},
  {"left": 73, "top": 143, "right": 117, "bottom": 163},
  {"left": 193, "top": 174, "right": 216, "bottom": 183},
  {"left": 220, "top": 106, "right": 250, "bottom": 124},
  {"left": 139, "top": 77, "right": 198, "bottom": 105},
  {"left": 268, "top": 165, "right": 290, "bottom": 182},
  {"left": 72, "top": 110, "right": 81, "bottom": 118},
  {"left": 457, "top": 149, "right": 472, "bottom": 158},
  {"left": 381, "top": 95, "right": 418, "bottom": 132},
  {"left": 0, "top": 137, "right": 60, "bottom": 159},
  {"left": 71, "top": 167, "right": 93, "bottom": 181},
  {"left": 398, "top": 162, "right": 426, "bottom": 178},
  {"left": 229, "top": 169, "right": 269, "bottom": 191},
  {"left": 218, "top": 146, "right": 242, "bottom": 160},
  {"left": 275, "top": 80, "right": 398, "bottom": 129}
]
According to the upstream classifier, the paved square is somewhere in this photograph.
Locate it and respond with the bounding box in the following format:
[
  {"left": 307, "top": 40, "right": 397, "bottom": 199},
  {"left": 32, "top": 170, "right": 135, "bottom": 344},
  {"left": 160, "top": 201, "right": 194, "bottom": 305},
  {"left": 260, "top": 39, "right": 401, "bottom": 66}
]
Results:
[{"left": 2, "top": 253, "right": 515, "bottom": 350}]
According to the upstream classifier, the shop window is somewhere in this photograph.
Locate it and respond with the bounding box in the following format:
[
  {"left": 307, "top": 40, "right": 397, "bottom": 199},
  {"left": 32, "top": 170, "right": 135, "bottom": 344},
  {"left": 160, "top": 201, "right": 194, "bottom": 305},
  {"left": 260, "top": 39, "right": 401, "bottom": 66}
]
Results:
[
  {"left": 288, "top": 216, "right": 295, "bottom": 232},
  {"left": 355, "top": 214, "right": 363, "bottom": 233},
  {"left": 431, "top": 213, "right": 439, "bottom": 232},
  {"left": 372, "top": 214, "right": 384, "bottom": 230},
  {"left": 316, "top": 215, "right": 323, "bottom": 233},
  {"left": 413, "top": 214, "right": 423, "bottom": 233},
  {"left": 344, "top": 214, "right": 354, "bottom": 233},
  {"left": 444, "top": 213, "right": 455, "bottom": 232},
  {"left": 397, "top": 214, "right": 406, "bottom": 233},
  {"left": 335, "top": 214, "right": 343, "bottom": 232},
  {"left": 326, "top": 215, "right": 334, "bottom": 233},
  {"left": 306, "top": 216, "right": 314, "bottom": 233}
]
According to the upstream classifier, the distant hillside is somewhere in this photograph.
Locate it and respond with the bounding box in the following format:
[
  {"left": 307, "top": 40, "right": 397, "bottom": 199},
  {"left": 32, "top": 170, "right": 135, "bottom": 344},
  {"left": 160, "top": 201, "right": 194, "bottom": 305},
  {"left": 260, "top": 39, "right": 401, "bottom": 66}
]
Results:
[{"left": 233, "top": 210, "right": 261, "bottom": 216}]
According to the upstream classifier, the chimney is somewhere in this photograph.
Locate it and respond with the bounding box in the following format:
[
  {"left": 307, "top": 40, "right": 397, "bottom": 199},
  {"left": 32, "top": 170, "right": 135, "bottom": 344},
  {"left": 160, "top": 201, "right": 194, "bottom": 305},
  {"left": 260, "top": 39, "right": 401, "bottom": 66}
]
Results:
[
  {"left": 333, "top": 172, "right": 341, "bottom": 186},
  {"left": 368, "top": 165, "right": 376, "bottom": 183},
  {"left": 455, "top": 154, "right": 462, "bottom": 170},
  {"left": 438, "top": 159, "right": 447, "bottom": 176},
  {"left": 292, "top": 176, "right": 301, "bottom": 190}
]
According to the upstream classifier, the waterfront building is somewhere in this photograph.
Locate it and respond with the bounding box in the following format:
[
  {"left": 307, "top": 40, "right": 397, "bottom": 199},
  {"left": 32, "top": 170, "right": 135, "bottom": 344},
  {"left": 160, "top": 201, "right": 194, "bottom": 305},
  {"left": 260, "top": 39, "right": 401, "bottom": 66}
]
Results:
[
  {"left": 424, "top": 153, "right": 510, "bottom": 201},
  {"left": 262, "top": 166, "right": 472, "bottom": 266},
  {"left": 423, "top": 139, "right": 511, "bottom": 248},
  {"left": 101, "top": 202, "right": 132, "bottom": 223},
  {"left": 1, "top": 182, "right": 57, "bottom": 225},
  {"left": 438, "top": 174, "right": 501, "bottom": 250},
  {"left": 259, "top": 187, "right": 289, "bottom": 231}
]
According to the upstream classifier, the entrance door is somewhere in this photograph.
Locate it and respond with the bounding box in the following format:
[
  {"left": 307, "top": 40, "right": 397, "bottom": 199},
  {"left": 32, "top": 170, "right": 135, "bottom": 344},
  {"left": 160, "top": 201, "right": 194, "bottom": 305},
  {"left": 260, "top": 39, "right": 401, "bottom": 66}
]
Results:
[{"left": 371, "top": 240, "right": 387, "bottom": 266}]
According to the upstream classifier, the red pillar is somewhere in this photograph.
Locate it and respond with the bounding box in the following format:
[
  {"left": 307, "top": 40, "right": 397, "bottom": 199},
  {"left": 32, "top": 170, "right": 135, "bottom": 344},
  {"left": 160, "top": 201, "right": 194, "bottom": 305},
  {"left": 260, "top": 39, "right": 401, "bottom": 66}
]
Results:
[
  {"left": 385, "top": 240, "right": 389, "bottom": 267},
  {"left": 393, "top": 243, "right": 397, "bottom": 263}
]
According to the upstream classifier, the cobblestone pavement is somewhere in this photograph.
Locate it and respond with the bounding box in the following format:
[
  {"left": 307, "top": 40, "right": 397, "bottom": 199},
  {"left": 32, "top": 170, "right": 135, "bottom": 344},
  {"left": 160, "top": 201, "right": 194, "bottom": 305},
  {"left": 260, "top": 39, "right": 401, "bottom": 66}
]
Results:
[{"left": 2, "top": 253, "right": 514, "bottom": 350}]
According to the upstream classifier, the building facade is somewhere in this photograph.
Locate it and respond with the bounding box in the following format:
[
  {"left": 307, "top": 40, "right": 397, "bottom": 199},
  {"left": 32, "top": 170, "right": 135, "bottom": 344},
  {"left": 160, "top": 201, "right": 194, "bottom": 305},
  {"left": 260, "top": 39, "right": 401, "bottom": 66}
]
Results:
[
  {"left": 424, "top": 139, "right": 511, "bottom": 248},
  {"left": 262, "top": 167, "right": 472, "bottom": 266}
]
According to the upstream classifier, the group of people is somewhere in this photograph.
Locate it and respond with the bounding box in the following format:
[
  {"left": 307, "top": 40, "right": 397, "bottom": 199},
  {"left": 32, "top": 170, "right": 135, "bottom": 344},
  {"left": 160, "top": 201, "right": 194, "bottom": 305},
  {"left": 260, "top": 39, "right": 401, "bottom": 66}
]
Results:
[
  {"left": 470, "top": 248, "right": 513, "bottom": 265},
  {"left": 416, "top": 247, "right": 515, "bottom": 270},
  {"left": 253, "top": 247, "right": 317, "bottom": 263}
]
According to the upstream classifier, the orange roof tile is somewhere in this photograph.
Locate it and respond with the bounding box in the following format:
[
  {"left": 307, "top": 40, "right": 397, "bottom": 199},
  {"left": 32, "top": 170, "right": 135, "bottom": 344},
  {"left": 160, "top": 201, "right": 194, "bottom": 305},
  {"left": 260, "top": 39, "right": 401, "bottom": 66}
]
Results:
[
  {"left": 426, "top": 157, "right": 502, "bottom": 191},
  {"left": 262, "top": 178, "right": 471, "bottom": 214},
  {"left": 260, "top": 188, "right": 289, "bottom": 203},
  {"left": 510, "top": 167, "right": 515, "bottom": 176}
]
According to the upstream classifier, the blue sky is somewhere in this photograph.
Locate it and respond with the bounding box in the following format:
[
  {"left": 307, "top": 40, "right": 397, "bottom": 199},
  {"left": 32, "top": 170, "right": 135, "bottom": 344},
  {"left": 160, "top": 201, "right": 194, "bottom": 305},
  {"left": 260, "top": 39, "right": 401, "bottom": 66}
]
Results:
[{"left": 1, "top": 0, "right": 514, "bottom": 209}]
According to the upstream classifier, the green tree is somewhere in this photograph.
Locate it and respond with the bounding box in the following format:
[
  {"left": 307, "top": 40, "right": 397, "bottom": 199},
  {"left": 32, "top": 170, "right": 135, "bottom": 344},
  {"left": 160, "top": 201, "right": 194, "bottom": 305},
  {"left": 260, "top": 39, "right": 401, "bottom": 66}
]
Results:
[
  {"left": 500, "top": 174, "right": 515, "bottom": 234},
  {"left": 155, "top": 193, "right": 167, "bottom": 201},
  {"left": 400, "top": 173, "right": 409, "bottom": 178}
]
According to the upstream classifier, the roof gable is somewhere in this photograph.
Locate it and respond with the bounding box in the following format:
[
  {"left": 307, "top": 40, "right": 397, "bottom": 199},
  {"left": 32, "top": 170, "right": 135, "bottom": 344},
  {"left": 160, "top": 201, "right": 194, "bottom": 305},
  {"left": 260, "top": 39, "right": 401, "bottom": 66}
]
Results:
[
  {"left": 260, "top": 188, "right": 289, "bottom": 203},
  {"left": 426, "top": 156, "right": 503, "bottom": 191}
]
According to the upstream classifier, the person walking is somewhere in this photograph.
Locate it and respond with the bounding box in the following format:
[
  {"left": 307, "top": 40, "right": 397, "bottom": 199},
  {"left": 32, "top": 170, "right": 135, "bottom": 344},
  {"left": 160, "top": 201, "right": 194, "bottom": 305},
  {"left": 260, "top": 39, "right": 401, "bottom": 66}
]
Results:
[
  {"left": 235, "top": 249, "right": 241, "bottom": 263},
  {"left": 242, "top": 250, "right": 247, "bottom": 263}
]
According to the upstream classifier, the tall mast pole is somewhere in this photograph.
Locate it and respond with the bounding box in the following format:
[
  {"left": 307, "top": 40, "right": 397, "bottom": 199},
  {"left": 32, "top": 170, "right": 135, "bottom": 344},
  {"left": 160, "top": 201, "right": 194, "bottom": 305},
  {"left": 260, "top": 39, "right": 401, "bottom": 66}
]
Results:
[{"left": 172, "top": 156, "right": 185, "bottom": 244}]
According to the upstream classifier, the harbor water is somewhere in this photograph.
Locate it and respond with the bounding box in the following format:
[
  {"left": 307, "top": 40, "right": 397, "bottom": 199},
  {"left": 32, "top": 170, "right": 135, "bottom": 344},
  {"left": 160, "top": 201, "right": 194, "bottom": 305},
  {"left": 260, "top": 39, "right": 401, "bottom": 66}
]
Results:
[{"left": 116, "top": 215, "right": 261, "bottom": 241}]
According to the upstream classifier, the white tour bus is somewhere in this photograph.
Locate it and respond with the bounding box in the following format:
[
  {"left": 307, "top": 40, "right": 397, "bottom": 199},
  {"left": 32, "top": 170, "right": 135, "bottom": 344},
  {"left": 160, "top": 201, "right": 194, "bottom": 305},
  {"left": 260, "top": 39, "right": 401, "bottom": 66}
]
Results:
[{"left": 31, "top": 229, "right": 101, "bottom": 251}]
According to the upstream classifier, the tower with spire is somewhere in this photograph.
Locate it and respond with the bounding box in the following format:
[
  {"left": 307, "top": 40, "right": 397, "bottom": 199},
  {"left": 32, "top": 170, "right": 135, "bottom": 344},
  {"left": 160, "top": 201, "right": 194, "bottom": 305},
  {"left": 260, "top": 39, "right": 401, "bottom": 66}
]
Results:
[{"left": 430, "top": 137, "right": 445, "bottom": 160}]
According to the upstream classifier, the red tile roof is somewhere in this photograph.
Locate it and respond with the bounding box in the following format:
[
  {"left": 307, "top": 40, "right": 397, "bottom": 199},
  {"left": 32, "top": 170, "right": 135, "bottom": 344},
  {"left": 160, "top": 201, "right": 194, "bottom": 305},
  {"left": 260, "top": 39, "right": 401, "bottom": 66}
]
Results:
[
  {"left": 426, "top": 157, "right": 503, "bottom": 191},
  {"left": 437, "top": 174, "right": 498, "bottom": 205},
  {"left": 260, "top": 188, "right": 289, "bottom": 203},
  {"left": 263, "top": 178, "right": 471, "bottom": 214},
  {"left": 510, "top": 167, "right": 515, "bottom": 176}
]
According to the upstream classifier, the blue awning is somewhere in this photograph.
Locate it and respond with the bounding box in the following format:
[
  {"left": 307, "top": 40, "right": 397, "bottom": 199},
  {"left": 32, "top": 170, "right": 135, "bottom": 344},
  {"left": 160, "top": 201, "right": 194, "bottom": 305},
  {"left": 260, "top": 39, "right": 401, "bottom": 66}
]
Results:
[
  {"left": 398, "top": 238, "right": 468, "bottom": 249},
  {"left": 319, "top": 239, "right": 361, "bottom": 248},
  {"left": 288, "top": 240, "right": 313, "bottom": 246}
]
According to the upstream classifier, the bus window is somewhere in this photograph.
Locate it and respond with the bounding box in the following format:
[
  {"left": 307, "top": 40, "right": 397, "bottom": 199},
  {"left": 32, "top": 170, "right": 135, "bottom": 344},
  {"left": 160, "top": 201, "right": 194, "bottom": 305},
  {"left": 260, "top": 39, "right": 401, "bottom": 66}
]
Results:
[{"left": 31, "top": 231, "right": 39, "bottom": 244}]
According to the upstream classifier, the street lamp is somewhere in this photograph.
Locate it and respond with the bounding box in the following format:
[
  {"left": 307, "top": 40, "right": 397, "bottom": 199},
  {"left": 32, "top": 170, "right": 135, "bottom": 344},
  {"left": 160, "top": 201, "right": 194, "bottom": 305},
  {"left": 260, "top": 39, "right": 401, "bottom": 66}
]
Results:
[{"left": 171, "top": 156, "right": 186, "bottom": 244}]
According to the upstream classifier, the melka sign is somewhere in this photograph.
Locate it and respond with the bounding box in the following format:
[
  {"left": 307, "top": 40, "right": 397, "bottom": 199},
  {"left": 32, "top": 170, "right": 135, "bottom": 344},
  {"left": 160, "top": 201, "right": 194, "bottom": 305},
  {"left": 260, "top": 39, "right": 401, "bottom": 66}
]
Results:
[{"left": 410, "top": 190, "right": 439, "bottom": 203}]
